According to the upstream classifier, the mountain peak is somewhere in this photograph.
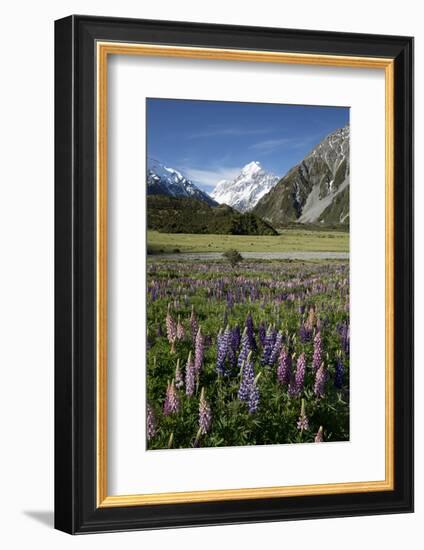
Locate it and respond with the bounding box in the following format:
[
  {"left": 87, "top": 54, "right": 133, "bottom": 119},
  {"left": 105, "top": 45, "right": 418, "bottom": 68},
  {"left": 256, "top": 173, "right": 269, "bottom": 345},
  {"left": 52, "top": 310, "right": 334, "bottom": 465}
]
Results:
[
  {"left": 241, "top": 160, "right": 262, "bottom": 176},
  {"left": 146, "top": 157, "right": 217, "bottom": 207},
  {"left": 210, "top": 162, "right": 278, "bottom": 213}
]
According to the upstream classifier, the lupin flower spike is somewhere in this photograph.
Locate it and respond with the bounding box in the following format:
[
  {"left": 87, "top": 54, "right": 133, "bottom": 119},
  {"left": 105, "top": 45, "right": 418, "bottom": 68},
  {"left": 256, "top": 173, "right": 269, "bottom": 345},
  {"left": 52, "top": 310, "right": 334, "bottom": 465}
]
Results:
[
  {"left": 198, "top": 387, "right": 212, "bottom": 435},
  {"left": 163, "top": 379, "right": 180, "bottom": 415},
  {"left": 314, "top": 362, "right": 327, "bottom": 398},
  {"left": 194, "top": 326, "right": 204, "bottom": 374},
  {"left": 185, "top": 352, "right": 195, "bottom": 397},
  {"left": 146, "top": 403, "right": 156, "bottom": 441}
]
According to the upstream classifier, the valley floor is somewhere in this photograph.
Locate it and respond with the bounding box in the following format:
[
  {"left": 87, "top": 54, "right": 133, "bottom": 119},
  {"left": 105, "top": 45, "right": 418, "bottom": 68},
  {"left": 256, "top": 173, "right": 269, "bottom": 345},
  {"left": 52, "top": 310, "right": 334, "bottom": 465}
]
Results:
[{"left": 147, "top": 229, "right": 349, "bottom": 254}]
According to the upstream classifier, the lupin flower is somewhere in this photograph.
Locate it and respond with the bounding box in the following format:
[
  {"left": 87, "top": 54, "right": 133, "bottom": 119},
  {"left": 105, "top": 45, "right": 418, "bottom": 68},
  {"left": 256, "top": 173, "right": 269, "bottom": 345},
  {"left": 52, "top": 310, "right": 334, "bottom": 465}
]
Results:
[
  {"left": 190, "top": 305, "right": 198, "bottom": 345},
  {"left": 289, "top": 352, "right": 306, "bottom": 397},
  {"left": 163, "top": 379, "right": 179, "bottom": 415},
  {"left": 176, "top": 315, "right": 185, "bottom": 340},
  {"left": 175, "top": 358, "right": 184, "bottom": 389},
  {"left": 245, "top": 312, "right": 257, "bottom": 350},
  {"left": 314, "top": 426, "right": 324, "bottom": 443},
  {"left": 277, "top": 345, "right": 292, "bottom": 385},
  {"left": 334, "top": 353, "right": 344, "bottom": 389},
  {"left": 312, "top": 331, "right": 323, "bottom": 372},
  {"left": 296, "top": 399, "right": 309, "bottom": 432},
  {"left": 194, "top": 327, "right": 204, "bottom": 374},
  {"left": 260, "top": 325, "right": 274, "bottom": 366},
  {"left": 248, "top": 375, "right": 260, "bottom": 414},
  {"left": 231, "top": 325, "right": 241, "bottom": 352},
  {"left": 314, "top": 362, "right": 327, "bottom": 398},
  {"left": 269, "top": 330, "right": 283, "bottom": 366},
  {"left": 146, "top": 403, "right": 156, "bottom": 441},
  {"left": 223, "top": 325, "right": 239, "bottom": 369},
  {"left": 237, "top": 327, "right": 251, "bottom": 369},
  {"left": 165, "top": 304, "right": 176, "bottom": 344},
  {"left": 185, "top": 352, "right": 195, "bottom": 397},
  {"left": 238, "top": 352, "right": 255, "bottom": 402},
  {"left": 198, "top": 387, "right": 212, "bottom": 435},
  {"left": 216, "top": 327, "right": 229, "bottom": 375}
]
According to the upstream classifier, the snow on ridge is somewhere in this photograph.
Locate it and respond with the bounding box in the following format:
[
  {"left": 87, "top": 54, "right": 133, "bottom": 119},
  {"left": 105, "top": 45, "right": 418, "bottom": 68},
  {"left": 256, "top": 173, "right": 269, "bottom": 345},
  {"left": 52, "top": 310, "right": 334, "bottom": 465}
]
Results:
[{"left": 210, "top": 161, "right": 278, "bottom": 212}]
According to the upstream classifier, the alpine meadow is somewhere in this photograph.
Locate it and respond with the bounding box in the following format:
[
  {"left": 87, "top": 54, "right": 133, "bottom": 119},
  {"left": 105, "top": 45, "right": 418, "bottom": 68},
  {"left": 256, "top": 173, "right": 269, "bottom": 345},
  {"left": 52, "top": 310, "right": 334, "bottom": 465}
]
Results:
[{"left": 145, "top": 98, "right": 350, "bottom": 451}]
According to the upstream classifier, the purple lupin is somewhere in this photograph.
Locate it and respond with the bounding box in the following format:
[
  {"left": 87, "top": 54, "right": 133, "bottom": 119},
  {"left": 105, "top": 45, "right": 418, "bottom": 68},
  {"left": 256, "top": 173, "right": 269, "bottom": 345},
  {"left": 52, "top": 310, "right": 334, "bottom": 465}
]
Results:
[
  {"left": 231, "top": 325, "right": 241, "bottom": 351},
  {"left": 163, "top": 379, "right": 179, "bottom": 415},
  {"left": 185, "top": 352, "right": 195, "bottom": 397},
  {"left": 245, "top": 312, "right": 257, "bottom": 350},
  {"left": 248, "top": 375, "right": 260, "bottom": 414},
  {"left": 314, "top": 362, "right": 327, "bottom": 398},
  {"left": 216, "top": 327, "right": 230, "bottom": 375},
  {"left": 277, "top": 345, "right": 292, "bottom": 385},
  {"left": 198, "top": 387, "right": 212, "bottom": 435},
  {"left": 289, "top": 352, "right": 306, "bottom": 397},
  {"left": 146, "top": 403, "right": 156, "bottom": 441},
  {"left": 269, "top": 330, "right": 283, "bottom": 366},
  {"left": 237, "top": 327, "right": 251, "bottom": 369},
  {"left": 334, "top": 353, "right": 344, "bottom": 389},
  {"left": 194, "top": 327, "right": 204, "bottom": 374},
  {"left": 238, "top": 351, "right": 255, "bottom": 402},
  {"left": 312, "top": 331, "right": 323, "bottom": 372},
  {"left": 260, "top": 325, "right": 274, "bottom": 366}
]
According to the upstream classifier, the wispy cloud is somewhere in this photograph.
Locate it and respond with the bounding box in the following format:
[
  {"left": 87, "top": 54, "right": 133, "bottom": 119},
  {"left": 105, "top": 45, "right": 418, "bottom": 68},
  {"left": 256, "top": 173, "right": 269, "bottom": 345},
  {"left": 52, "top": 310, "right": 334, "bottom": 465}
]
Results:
[
  {"left": 249, "top": 134, "right": 324, "bottom": 155},
  {"left": 182, "top": 166, "right": 241, "bottom": 190},
  {"left": 187, "top": 126, "right": 270, "bottom": 140},
  {"left": 249, "top": 138, "right": 292, "bottom": 153}
]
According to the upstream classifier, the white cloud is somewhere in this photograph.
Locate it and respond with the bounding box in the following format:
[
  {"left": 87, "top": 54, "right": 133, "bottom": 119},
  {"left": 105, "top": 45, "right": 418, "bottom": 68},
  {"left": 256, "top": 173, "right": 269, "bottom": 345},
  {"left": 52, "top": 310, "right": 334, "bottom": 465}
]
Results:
[{"left": 182, "top": 166, "right": 241, "bottom": 190}]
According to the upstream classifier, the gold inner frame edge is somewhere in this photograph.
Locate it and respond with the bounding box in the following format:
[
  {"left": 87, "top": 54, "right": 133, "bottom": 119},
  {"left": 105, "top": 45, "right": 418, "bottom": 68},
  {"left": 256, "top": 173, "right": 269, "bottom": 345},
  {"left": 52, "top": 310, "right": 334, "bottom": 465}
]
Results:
[{"left": 96, "top": 42, "right": 395, "bottom": 508}]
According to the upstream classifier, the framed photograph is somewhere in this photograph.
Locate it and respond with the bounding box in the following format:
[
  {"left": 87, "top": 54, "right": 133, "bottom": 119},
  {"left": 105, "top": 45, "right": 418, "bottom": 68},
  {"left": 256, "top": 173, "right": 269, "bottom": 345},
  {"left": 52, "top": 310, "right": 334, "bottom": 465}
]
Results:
[{"left": 54, "top": 15, "right": 414, "bottom": 534}]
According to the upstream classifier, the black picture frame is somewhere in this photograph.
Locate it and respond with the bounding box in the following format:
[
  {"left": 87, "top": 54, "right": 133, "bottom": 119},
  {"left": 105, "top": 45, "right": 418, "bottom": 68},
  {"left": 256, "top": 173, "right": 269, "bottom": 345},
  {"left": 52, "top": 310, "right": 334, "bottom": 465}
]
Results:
[{"left": 55, "top": 14, "right": 414, "bottom": 534}]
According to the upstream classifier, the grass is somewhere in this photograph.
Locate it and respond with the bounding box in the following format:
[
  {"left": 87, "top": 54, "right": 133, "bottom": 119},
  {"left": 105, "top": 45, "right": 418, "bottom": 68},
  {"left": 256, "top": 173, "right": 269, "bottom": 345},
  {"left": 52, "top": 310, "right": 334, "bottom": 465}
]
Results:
[{"left": 147, "top": 229, "right": 349, "bottom": 254}]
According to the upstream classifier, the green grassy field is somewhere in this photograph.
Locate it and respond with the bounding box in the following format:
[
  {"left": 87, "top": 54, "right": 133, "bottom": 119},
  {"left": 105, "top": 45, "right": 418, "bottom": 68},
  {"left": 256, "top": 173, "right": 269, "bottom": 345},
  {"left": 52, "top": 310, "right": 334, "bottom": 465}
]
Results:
[{"left": 147, "top": 229, "right": 349, "bottom": 254}]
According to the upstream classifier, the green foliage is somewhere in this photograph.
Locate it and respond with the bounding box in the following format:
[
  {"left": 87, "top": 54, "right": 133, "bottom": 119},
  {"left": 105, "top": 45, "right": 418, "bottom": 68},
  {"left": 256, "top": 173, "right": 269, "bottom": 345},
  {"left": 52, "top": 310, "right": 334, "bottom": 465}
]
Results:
[{"left": 147, "top": 195, "right": 278, "bottom": 236}]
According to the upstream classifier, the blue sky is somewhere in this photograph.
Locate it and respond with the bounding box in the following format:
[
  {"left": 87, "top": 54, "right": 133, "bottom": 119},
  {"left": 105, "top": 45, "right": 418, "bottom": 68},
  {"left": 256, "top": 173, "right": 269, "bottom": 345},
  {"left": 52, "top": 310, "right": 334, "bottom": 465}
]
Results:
[{"left": 146, "top": 98, "right": 349, "bottom": 192}]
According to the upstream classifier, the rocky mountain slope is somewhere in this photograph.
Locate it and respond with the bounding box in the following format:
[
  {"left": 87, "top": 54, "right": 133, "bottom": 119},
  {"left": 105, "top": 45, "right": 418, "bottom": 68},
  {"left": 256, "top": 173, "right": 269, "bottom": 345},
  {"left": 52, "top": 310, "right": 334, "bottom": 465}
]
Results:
[
  {"left": 210, "top": 161, "right": 279, "bottom": 212},
  {"left": 253, "top": 126, "right": 350, "bottom": 226}
]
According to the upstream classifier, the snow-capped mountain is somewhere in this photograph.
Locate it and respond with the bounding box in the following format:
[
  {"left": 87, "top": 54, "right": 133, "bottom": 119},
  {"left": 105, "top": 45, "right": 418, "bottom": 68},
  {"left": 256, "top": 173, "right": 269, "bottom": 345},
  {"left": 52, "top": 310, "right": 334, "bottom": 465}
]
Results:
[
  {"left": 253, "top": 125, "right": 350, "bottom": 226},
  {"left": 147, "top": 157, "right": 217, "bottom": 206},
  {"left": 210, "top": 161, "right": 279, "bottom": 213}
]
